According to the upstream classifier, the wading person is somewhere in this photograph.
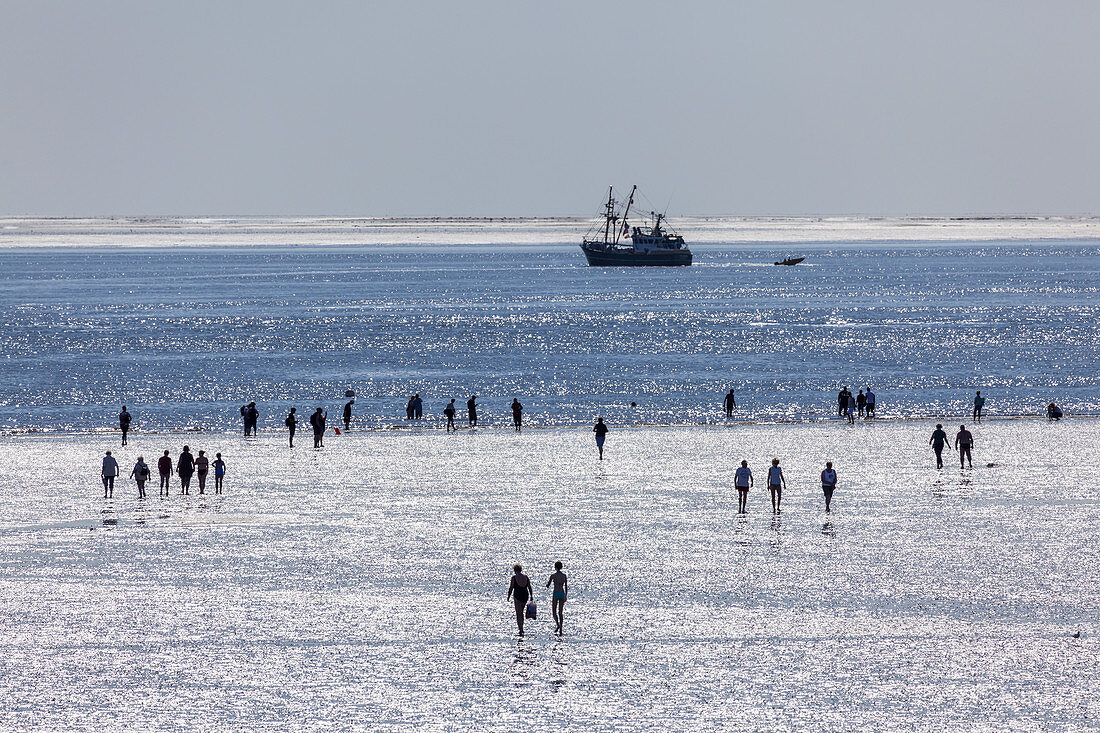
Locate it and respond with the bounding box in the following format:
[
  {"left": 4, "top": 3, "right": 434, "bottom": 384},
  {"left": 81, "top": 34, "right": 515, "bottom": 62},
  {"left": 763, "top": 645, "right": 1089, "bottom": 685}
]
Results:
[
  {"left": 467, "top": 395, "right": 478, "bottom": 427},
  {"left": 856, "top": 389, "right": 866, "bottom": 418},
  {"left": 507, "top": 564, "right": 533, "bottom": 636},
  {"left": 195, "top": 450, "right": 209, "bottom": 494},
  {"left": 593, "top": 417, "right": 608, "bottom": 460},
  {"left": 343, "top": 398, "right": 354, "bottom": 432},
  {"left": 118, "top": 405, "right": 132, "bottom": 446},
  {"left": 285, "top": 408, "right": 298, "bottom": 447},
  {"left": 213, "top": 453, "right": 226, "bottom": 494},
  {"left": 101, "top": 451, "right": 119, "bottom": 499},
  {"left": 158, "top": 450, "right": 173, "bottom": 495},
  {"left": 724, "top": 389, "right": 736, "bottom": 418},
  {"left": 972, "top": 391, "right": 985, "bottom": 422},
  {"left": 444, "top": 399, "right": 457, "bottom": 432},
  {"left": 865, "top": 387, "right": 876, "bottom": 418},
  {"left": 929, "top": 423, "right": 948, "bottom": 469},
  {"left": 405, "top": 395, "right": 415, "bottom": 420},
  {"left": 310, "top": 407, "right": 326, "bottom": 448},
  {"left": 767, "top": 458, "right": 786, "bottom": 512},
  {"left": 955, "top": 424, "right": 974, "bottom": 468},
  {"left": 735, "top": 460, "right": 753, "bottom": 513},
  {"left": 413, "top": 393, "right": 423, "bottom": 419},
  {"left": 130, "top": 456, "right": 150, "bottom": 499},
  {"left": 837, "top": 387, "right": 849, "bottom": 417},
  {"left": 511, "top": 398, "right": 523, "bottom": 432},
  {"left": 821, "top": 461, "right": 837, "bottom": 512},
  {"left": 246, "top": 402, "right": 259, "bottom": 435},
  {"left": 846, "top": 392, "right": 857, "bottom": 424},
  {"left": 546, "top": 561, "right": 568, "bottom": 635},
  {"left": 177, "top": 445, "right": 194, "bottom": 495}
]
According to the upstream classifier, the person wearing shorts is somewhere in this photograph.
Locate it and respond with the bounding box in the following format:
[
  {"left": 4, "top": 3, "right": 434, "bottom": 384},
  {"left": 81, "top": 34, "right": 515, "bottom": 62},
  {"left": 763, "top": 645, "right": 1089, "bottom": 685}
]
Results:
[
  {"left": 767, "top": 458, "right": 786, "bottom": 512},
  {"left": 546, "top": 561, "right": 568, "bottom": 634},
  {"left": 955, "top": 425, "right": 974, "bottom": 468},
  {"left": 593, "top": 418, "right": 608, "bottom": 460},
  {"left": 821, "top": 462, "right": 837, "bottom": 512},
  {"left": 213, "top": 453, "right": 226, "bottom": 493},
  {"left": 735, "top": 460, "right": 753, "bottom": 513}
]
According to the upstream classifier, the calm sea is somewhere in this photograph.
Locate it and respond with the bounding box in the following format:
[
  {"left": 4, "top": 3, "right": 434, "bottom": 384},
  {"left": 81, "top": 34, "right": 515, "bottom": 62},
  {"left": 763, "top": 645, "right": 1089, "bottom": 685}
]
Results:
[{"left": 1, "top": 217, "right": 1098, "bottom": 432}]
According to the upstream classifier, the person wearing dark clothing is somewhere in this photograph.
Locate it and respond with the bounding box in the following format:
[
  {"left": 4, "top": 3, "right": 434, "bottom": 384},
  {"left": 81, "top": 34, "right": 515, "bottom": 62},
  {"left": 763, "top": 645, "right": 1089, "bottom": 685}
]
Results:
[
  {"left": 245, "top": 402, "right": 259, "bottom": 435},
  {"left": 177, "top": 446, "right": 195, "bottom": 495},
  {"left": 119, "top": 406, "right": 132, "bottom": 446},
  {"left": 343, "top": 399, "right": 354, "bottom": 432},
  {"left": 1047, "top": 402, "right": 1063, "bottom": 421},
  {"left": 511, "top": 398, "right": 523, "bottom": 432},
  {"left": 413, "top": 394, "right": 423, "bottom": 419},
  {"left": 820, "top": 462, "right": 837, "bottom": 512},
  {"left": 240, "top": 405, "right": 248, "bottom": 434},
  {"left": 158, "top": 450, "right": 172, "bottom": 495},
  {"left": 405, "top": 395, "right": 415, "bottom": 420},
  {"left": 955, "top": 425, "right": 974, "bottom": 468},
  {"left": 101, "top": 451, "right": 119, "bottom": 498},
  {"left": 309, "top": 408, "right": 326, "bottom": 448},
  {"left": 507, "top": 565, "right": 533, "bottom": 636},
  {"left": 444, "top": 399, "right": 457, "bottom": 432},
  {"left": 929, "top": 424, "right": 948, "bottom": 469},
  {"left": 972, "top": 391, "right": 985, "bottom": 422},
  {"left": 285, "top": 408, "right": 298, "bottom": 447},
  {"left": 723, "top": 389, "right": 736, "bottom": 418},
  {"left": 856, "top": 390, "right": 866, "bottom": 417},
  {"left": 837, "top": 387, "right": 850, "bottom": 417},
  {"left": 467, "top": 395, "right": 478, "bottom": 427},
  {"left": 594, "top": 418, "right": 608, "bottom": 460}
]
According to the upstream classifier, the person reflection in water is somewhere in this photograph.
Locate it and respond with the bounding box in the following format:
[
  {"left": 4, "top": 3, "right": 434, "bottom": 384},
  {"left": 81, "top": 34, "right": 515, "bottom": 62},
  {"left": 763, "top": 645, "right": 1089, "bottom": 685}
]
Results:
[{"left": 507, "top": 564, "right": 532, "bottom": 636}]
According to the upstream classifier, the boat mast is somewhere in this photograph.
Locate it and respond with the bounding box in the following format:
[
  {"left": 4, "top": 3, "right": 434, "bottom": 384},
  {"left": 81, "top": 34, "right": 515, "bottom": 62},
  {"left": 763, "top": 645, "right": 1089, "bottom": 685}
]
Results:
[
  {"left": 602, "top": 186, "right": 614, "bottom": 244},
  {"left": 615, "top": 185, "right": 637, "bottom": 244}
]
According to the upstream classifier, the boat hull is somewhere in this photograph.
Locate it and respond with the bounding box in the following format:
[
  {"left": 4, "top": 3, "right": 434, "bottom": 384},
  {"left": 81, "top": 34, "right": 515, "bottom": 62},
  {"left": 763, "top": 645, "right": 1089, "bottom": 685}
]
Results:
[{"left": 581, "top": 245, "right": 692, "bottom": 267}]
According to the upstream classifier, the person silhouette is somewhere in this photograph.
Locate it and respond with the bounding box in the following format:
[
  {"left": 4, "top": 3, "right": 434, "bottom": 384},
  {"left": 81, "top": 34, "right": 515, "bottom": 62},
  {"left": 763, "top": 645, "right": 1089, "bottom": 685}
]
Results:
[
  {"left": 444, "top": 399, "right": 457, "bottom": 432},
  {"left": 929, "top": 423, "right": 948, "bottom": 469},
  {"left": 546, "top": 561, "right": 568, "bottom": 634},
  {"left": 820, "top": 461, "right": 837, "bottom": 512},
  {"left": 118, "top": 405, "right": 132, "bottom": 446},
  {"left": 177, "top": 446, "right": 194, "bottom": 495},
  {"left": 285, "top": 408, "right": 298, "bottom": 447},
  {"left": 511, "top": 398, "right": 523, "bottom": 432},
  {"left": 158, "top": 450, "right": 172, "bottom": 495},
  {"left": 723, "top": 389, "right": 736, "bottom": 417},
  {"left": 735, "top": 460, "right": 754, "bottom": 513},
  {"left": 972, "top": 391, "right": 985, "bottom": 422},
  {"left": 343, "top": 399, "right": 354, "bottom": 432},
  {"left": 101, "top": 451, "right": 119, "bottom": 498},
  {"left": 593, "top": 417, "right": 608, "bottom": 460},
  {"left": 467, "top": 395, "right": 478, "bottom": 427},
  {"left": 955, "top": 425, "right": 974, "bottom": 468},
  {"left": 507, "top": 564, "right": 533, "bottom": 636},
  {"left": 309, "top": 408, "right": 326, "bottom": 448},
  {"left": 767, "top": 458, "right": 786, "bottom": 512}
]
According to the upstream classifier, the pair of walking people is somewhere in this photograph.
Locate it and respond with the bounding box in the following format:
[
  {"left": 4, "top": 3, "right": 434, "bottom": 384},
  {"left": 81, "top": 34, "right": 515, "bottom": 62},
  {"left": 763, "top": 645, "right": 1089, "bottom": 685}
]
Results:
[
  {"left": 929, "top": 424, "right": 975, "bottom": 468},
  {"left": 507, "top": 562, "right": 568, "bottom": 636}
]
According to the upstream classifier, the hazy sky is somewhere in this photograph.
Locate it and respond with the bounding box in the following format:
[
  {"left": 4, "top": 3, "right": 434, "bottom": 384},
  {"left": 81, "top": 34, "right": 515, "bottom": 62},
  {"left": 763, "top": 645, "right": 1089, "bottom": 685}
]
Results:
[{"left": 2, "top": 1, "right": 1098, "bottom": 216}]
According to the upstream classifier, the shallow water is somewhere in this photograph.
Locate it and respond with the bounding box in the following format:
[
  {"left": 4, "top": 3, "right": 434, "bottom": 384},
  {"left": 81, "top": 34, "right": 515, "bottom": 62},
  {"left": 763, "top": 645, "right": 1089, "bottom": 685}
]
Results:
[
  {"left": 0, "top": 218, "right": 1099, "bottom": 433},
  {"left": 0, "top": 421, "right": 1097, "bottom": 730}
]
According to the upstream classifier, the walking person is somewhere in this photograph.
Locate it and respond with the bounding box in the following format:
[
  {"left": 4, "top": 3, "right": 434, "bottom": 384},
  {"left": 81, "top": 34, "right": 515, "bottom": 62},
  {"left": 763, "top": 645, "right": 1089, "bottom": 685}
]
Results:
[
  {"left": 593, "top": 417, "right": 608, "bottom": 460},
  {"left": 856, "top": 390, "right": 866, "bottom": 418},
  {"left": 467, "top": 395, "right": 478, "bottom": 427},
  {"left": 955, "top": 425, "right": 974, "bottom": 468},
  {"left": 285, "top": 408, "right": 298, "bottom": 447},
  {"left": 343, "top": 398, "right": 354, "bottom": 432},
  {"left": 101, "top": 451, "right": 119, "bottom": 499},
  {"left": 158, "top": 450, "right": 173, "bottom": 495},
  {"left": 511, "top": 398, "right": 523, "bottom": 432},
  {"left": 444, "top": 399, "right": 457, "bottom": 432},
  {"left": 195, "top": 450, "right": 210, "bottom": 494},
  {"left": 213, "top": 453, "right": 226, "bottom": 494},
  {"left": 507, "top": 564, "right": 533, "bottom": 636},
  {"left": 723, "top": 388, "right": 736, "bottom": 418},
  {"left": 130, "top": 456, "right": 150, "bottom": 499},
  {"left": 118, "top": 405, "right": 132, "bottom": 446},
  {"left": 972, "top": 391, "right": 985, "bottom": 422},
  {"left": 546, "top": 561, "right": 568, "bottom": 635},
  {"left": 767, "top": 458, "right": 786, "bottom": 512},
  {"left": 735, "top": 460, "right": 753, "bottom": 513},
  {"left": 846, "top": 392, "right": 857, "bottom": 424},
  {"left": 865, "top": 387, "right": 876, "bottom": 418},
  {"left": 177, "top": 446, "right": 195, "bottom": 495},
  {"left": 929, "top": 423, "right": 948, "bottom": 469},
  {"left": 309, "top": 407, "right": 327, "bottom": 448},
  {"left": 820, "top": 461, "right": 837, "bottom": 512}
]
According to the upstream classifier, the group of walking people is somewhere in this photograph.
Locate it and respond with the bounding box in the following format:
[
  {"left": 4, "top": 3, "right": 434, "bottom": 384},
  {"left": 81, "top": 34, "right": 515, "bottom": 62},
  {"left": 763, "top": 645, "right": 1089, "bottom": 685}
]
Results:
[
  {"left": 100, "top": 446, "right": 226, "bottom": 498},
  {"left": 731, "top": 458, "right": 839, "bottom": 513}
]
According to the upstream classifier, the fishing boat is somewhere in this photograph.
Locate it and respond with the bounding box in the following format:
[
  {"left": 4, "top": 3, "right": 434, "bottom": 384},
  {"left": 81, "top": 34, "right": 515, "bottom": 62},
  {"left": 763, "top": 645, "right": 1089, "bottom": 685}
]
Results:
[
  {"left": 774, "top": 256, "right": 805, "bottom": 266},
  {"left": 581, "top": 186, "right": 691, "bottom": 266}
]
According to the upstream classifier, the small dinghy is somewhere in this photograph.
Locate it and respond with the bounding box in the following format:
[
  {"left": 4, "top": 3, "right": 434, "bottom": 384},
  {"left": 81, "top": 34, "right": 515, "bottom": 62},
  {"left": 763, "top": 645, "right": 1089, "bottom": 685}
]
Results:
[{"left": 774, "top": 256, "right": 805, "bottom": 266}]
